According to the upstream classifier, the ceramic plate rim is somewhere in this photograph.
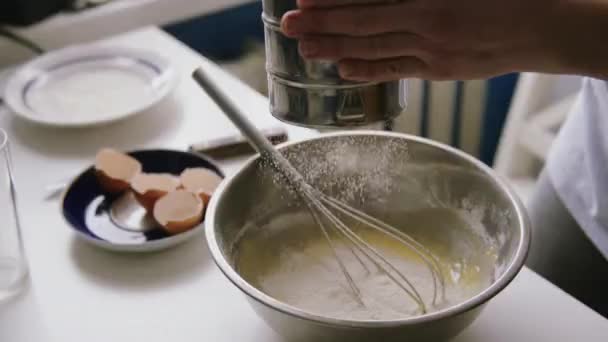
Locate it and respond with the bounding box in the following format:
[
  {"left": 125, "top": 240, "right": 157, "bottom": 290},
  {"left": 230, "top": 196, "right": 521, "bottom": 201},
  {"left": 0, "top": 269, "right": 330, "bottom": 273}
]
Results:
[{"left": 3, "top": 43, "right": 178, "bottom": 128}]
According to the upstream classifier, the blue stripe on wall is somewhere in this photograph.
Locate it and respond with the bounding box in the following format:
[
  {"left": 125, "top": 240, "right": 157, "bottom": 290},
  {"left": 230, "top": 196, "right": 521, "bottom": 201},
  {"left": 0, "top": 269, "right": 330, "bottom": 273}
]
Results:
[
  {"left": 479, "top": 73, "right": 519, "bottom": 165},
  {"left": 163, "top": 2, "right": 264, "bottom": 61},
  {"left": 420, "top": 80, "right": 431, "bottom": 138},
  {"left": 451, "top": 80, "right": 465, "bottom": 148}
]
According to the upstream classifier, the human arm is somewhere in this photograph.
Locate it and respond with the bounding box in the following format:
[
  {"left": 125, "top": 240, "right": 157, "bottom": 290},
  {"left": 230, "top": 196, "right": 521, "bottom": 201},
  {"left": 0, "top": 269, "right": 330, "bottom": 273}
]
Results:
[{"left": 281, "top": 0, "right": 608, "bottom": 81}]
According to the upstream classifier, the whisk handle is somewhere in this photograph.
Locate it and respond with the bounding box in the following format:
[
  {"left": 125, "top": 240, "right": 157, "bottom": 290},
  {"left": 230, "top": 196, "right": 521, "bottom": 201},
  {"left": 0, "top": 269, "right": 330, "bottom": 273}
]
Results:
[
  {"left": 192, "top": 67, "right": 309, "bottom": 192},
  {"left": 192, "top": 67, "right": 277, "bottom": 157}
]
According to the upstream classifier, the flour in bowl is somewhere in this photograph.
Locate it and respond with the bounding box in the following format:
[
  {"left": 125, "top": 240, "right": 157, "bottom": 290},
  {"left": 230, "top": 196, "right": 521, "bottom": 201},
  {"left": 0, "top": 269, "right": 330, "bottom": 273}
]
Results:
[{"left": 234, "top": 207, "right": 497, "bottom": 320}]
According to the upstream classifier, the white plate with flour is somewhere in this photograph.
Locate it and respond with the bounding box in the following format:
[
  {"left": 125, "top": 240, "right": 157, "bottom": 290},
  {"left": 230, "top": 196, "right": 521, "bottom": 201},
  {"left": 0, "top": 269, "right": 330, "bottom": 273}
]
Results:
[{"left": 3, "top": 44, "right": 177, "bottom": 127}]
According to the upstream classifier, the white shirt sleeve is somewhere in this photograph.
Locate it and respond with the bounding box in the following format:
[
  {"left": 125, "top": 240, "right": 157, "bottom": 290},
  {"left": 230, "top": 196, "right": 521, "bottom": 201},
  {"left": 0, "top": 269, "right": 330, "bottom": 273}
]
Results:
[{"left": 547, "top": 78, "right": 608, "bottom": 259}]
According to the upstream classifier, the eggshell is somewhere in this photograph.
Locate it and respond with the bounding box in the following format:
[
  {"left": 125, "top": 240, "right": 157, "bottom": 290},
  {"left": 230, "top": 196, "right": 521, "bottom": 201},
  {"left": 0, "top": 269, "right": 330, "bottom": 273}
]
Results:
[
  {"left": 179, "top": 168, "right": 223, "bottom": 205},
  {"left": 131, "top": 173, "right": 180, "bottom": 212},
  {"left": 153, "top": 190, "right": 204, "bottom": 235},
  {"left": 94, "top": 148, "right": 142, "bottom": 194}
]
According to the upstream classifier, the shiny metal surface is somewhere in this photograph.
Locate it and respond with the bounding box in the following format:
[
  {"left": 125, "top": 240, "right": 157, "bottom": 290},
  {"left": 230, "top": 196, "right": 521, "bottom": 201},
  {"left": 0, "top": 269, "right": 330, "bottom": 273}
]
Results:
[
  {"left": 261, "top": 2, "right": 406, "bottom": 128},
  {"left": 206, "top": 132, "right": 531, "bottom": 342},
  {"left": 262, "top": 0, "right": 297, "bottom": 22},
  {"left": 268, "top": 75, "right": 406, "bottom": 127},
  {"left": 263, "top": 16, "right": 357, "bottom": 84}
]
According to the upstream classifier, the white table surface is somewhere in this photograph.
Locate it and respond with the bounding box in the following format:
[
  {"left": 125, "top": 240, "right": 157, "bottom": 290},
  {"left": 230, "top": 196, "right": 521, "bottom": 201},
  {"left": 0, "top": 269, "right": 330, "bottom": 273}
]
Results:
[{"left": 0, "top": 27, "right": 606, "bottom": 342}]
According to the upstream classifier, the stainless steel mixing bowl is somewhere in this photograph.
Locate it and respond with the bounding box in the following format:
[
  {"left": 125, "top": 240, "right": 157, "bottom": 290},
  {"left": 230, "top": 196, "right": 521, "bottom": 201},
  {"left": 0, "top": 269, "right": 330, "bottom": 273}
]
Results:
[{"left": 206, "top": 132, "right": 530, "bottom": 342}]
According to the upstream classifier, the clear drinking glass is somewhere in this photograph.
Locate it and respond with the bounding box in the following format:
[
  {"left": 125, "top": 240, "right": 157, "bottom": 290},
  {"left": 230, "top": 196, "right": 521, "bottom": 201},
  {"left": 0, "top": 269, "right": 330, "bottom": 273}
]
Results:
[{"left": 0, "top": 128, "right": 28, "bottom": 301}]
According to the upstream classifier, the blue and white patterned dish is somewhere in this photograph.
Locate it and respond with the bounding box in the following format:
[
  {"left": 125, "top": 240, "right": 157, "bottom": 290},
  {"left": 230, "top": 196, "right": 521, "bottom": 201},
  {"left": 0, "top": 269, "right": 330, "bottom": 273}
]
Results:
[
  {"left": 62, "top": 149, "right": 223, "bottom": 253},
  {"left": 3, "top": 44, "right": 177, "bottom": 127}
]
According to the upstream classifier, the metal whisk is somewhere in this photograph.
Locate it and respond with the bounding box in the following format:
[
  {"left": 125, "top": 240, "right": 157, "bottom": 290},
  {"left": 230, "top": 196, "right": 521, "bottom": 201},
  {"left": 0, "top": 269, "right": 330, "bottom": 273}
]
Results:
[{"left": 192, "top": 68, "right": 445, "bottom": 313}]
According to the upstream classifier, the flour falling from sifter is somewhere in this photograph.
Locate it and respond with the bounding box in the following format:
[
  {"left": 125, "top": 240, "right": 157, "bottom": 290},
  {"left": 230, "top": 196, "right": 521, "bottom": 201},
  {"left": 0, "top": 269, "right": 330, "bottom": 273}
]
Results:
[{"left": 263, "top": 135, "right": 411, "bottom": 205}]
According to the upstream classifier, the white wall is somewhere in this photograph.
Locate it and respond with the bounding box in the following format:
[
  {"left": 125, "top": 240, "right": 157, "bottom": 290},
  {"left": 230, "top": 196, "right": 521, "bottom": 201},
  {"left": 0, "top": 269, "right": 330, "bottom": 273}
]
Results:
[{"left": 393, "top": 79, "right": 486, "bottom": 157}]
